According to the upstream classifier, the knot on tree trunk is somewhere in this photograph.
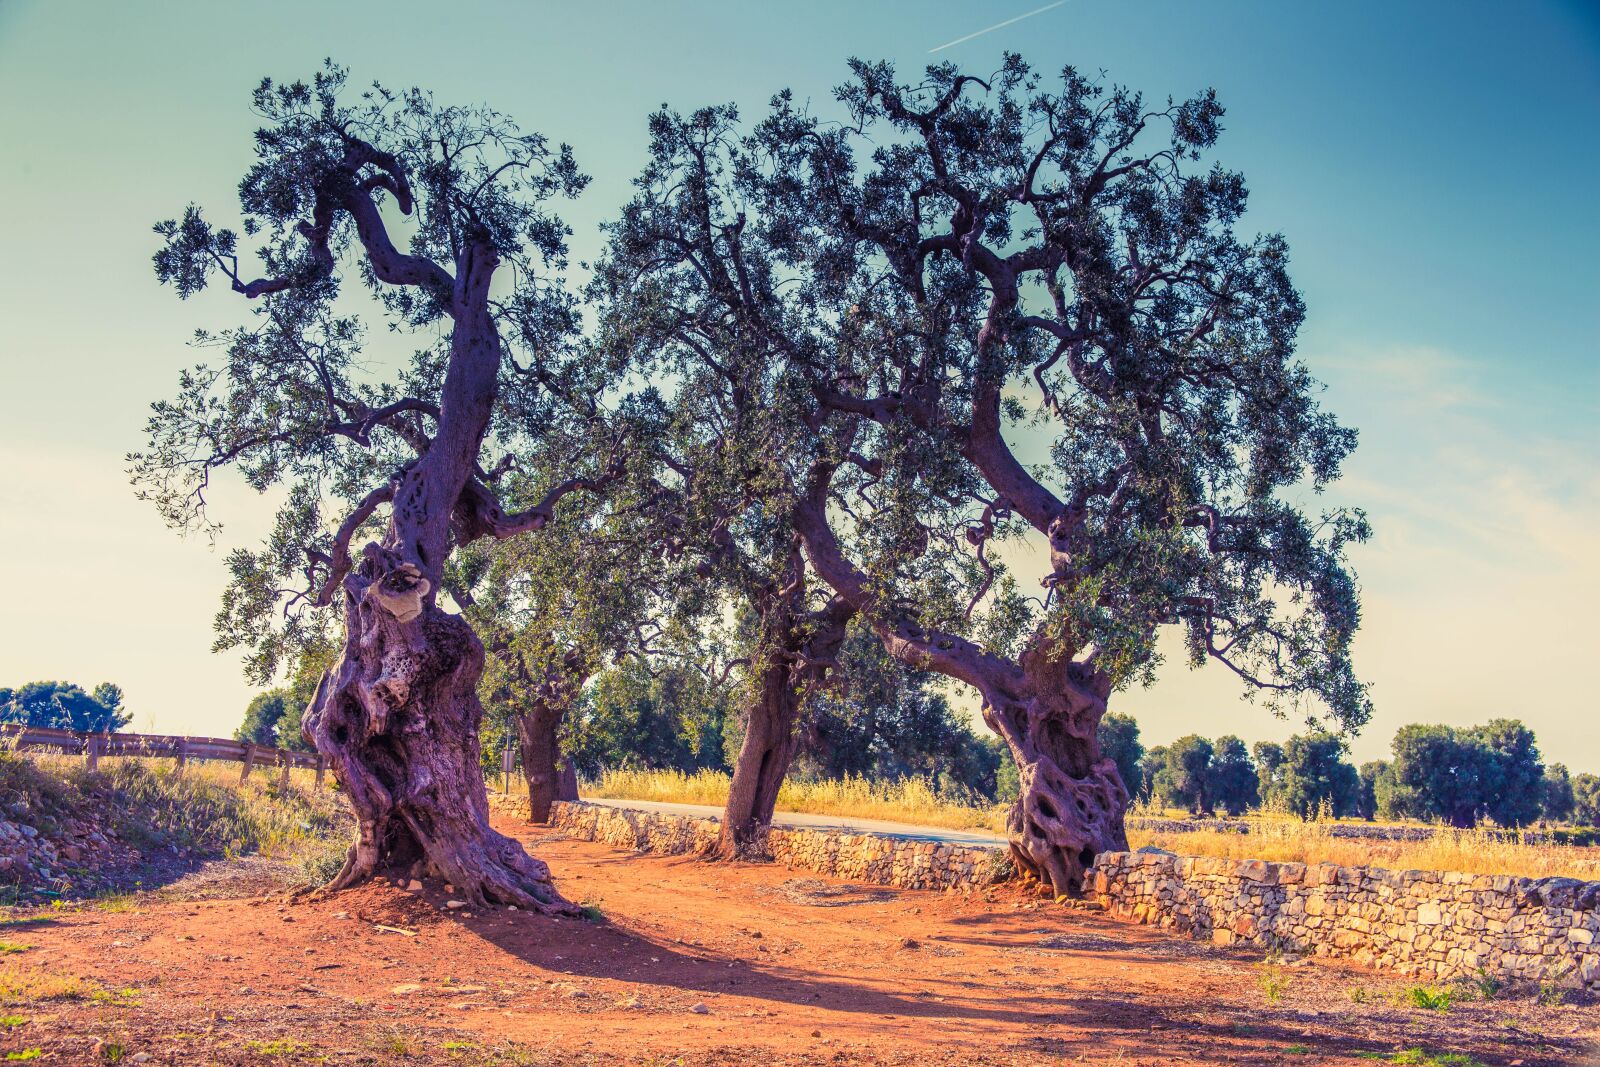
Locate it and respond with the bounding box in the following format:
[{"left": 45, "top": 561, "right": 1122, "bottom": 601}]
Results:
[{"left": 359, "top": 543, "right": 431, "bottom": 623}]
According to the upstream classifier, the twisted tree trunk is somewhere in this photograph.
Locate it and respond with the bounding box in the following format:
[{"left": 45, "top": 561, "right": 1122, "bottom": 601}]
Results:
[
  {"left": 516, "top": 677, "right": 584, "bottom": 824},
  {"left": 303, "top": 545, "right": 574, "bottom": 912},
  {"left": 794, "top": 473, "right": 1125, "bottom": 896},
  {"left": 716, "top": 556, "right": 851, "bottom": 861},
  {"left": 983, "top": 637, "right": 1129, "bottom": 895},
  {"left": 298, "top": 253, "right": 578, "bottom": 913},
  {"left": 717, "top": 649, "right": 803, "bottom": 859}
]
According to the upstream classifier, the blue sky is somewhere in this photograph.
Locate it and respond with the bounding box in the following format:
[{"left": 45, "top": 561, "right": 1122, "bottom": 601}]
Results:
[{"left": 0, "top": 1, "right": 1595, "bottom": 766}]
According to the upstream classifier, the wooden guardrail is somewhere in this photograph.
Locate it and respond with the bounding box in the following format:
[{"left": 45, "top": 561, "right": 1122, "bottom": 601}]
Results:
[{"left": 0, "top": 723, "right": 331, "bottom": 788}]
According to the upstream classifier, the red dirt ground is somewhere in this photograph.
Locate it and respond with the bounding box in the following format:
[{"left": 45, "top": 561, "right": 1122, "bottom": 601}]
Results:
[{"left": 0, "top": 818, "right": 1595, "bottom": 1066}]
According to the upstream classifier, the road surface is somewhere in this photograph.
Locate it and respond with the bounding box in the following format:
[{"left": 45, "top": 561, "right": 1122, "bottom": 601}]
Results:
[{"left": 581, "top": 796, "right": 1007, "bottom": 848}]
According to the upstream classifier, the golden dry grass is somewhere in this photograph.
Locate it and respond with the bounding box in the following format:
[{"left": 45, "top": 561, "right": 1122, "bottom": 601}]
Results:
[
  {"left": 583, "top": 767, "right": 1011, "bottom": 833},
  {"left": 1128, "top": 817, "right": 1600, "bottom": 881},
  {"left": 582, "top": 768, "right": 1600, "bottom": 881}
]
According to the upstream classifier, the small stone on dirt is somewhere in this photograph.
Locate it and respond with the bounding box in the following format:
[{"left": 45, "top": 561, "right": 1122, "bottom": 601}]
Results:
[
  {"left": 898, "top": 937, "right": 920, "bottom": 950},
  {"left": 406, "top": 880, "right": 423, "bottom": 891},
  {"left": 446, "top": 900, "right": 468, "bottom": 910},
  {"left": 689, "top": 1002, "right": 710, "bottom": 1014}
]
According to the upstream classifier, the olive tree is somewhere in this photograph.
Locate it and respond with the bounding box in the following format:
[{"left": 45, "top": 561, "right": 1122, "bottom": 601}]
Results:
[
  {"left": 135, "top": 65, "right": 611, "bottom": 910},
  {"left": 590, "top": 104, "right": 855, "bottom": 858},
  {"left": 748, "top": 56, "right": 1368, "bottom": 892}
]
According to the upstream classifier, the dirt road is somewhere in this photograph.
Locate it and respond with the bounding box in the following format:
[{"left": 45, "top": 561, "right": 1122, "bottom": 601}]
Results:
[{"left": 0, "top": 820, "right": 1593, "bottom": 1065}]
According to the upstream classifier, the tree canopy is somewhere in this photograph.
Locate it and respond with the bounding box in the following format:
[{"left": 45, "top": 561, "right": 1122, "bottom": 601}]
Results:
[
  {"left": 1376, "top": 720, "right": 1545, "bottom": 828},
  {"left": 584, "top": 52, "right": 1370, "bottom": 892},
  {"left": 0, "top": 681, "right": 131, "bottom": 734},
  {"left": 138, "top": 60, "right": 629, "bottom": 909}
]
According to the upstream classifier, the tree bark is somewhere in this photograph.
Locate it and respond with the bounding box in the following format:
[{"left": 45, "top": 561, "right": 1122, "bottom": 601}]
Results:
[
  {"left": 977, "top": 635, "right": 1130, "bottom": 896},
  {"left": 716, "top": 553, "right": 851, "bottom": 861},
  {"left": 303, "top": 568, "right": 573, "bottom": 911},
  {"left": 793, "top": 477, "right": 1125, "bottom": 895},
  {"left": 301, "top": 276, "right": 580, "bottom": 912},
  {"left": 717, "top": 647, "right": 803, "bottom": 860},
  {"left": 515, "top": 677, "right": 583, "bottom": 825}
]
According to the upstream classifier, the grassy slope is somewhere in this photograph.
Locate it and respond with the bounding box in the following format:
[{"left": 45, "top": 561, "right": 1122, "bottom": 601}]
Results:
[{"left": 0, "top": 751, "right": 352, "bottom": 899}]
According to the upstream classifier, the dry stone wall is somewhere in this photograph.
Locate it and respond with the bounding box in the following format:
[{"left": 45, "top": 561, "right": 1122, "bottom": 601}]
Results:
[
  {"left": 521, "top": 800, "right": 1600, "bottom": 992},
  {"left": 1093, "top": 852, "right": 1600, "bottom": 992},
  {"left": 542, "top": 800, "right": 1008, "bottom": 891}
]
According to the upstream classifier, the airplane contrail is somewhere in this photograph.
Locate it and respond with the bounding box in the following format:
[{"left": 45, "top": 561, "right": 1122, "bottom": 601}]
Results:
[{"left": 928, "top": 0, "right": 1070, "bottom": 54}]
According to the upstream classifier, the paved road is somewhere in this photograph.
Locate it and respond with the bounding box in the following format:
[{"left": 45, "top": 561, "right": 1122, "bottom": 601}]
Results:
[{"left": 583, "top": 796, "right": 1007, "bottom": 848}]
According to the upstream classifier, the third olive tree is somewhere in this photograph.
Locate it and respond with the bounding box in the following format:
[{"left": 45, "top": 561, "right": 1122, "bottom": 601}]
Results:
[{"left": 766, "top": 56, "right": 1369, "bottom": 892}]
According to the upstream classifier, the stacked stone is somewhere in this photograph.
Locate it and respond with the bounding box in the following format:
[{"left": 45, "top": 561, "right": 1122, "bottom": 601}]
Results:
[
  {"left": 766, "top": 828, "right": 1002, "bottom": 891},
  {"left": 547, "top": 802, "right": 1003, "bottom": 891},
  {"left": 1089, "top": 852, "right": 1600, "bottom": 991},
  {"left": 547, "top": 801, "right": 720, "bottom": 856}
]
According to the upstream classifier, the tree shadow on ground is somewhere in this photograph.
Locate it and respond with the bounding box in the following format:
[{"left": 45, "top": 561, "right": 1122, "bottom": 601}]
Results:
[{"left": 466, "top": 843, "right": 1598, "bottom": 1067}]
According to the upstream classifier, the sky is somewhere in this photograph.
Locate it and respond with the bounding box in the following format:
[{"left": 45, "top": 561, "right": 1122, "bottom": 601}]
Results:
[{"left": 0, "top": 1, "right": 1596, "bottom": 767}]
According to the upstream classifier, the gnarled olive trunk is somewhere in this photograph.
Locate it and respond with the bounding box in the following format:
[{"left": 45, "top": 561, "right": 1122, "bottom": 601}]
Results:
[
  {"left": 516, "top": 691, "right": 581, "bottom": 825},
  {"left": 983, "top": 637, "right": 1129, "bottom": 895},
  {"left": 717, "top": 651, "right": 803, "bottom": 859},
  {"left": 716, "top": 556, "right": 851, "bottom": 861},
  {"left": 303, "top": 542, "right": 576, "bottom": 914}
]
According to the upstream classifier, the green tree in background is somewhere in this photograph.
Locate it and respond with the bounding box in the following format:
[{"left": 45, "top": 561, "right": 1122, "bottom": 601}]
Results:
[
  {"left": 1209, "top": 736, "right": 1259, "bottom": 816},
  {"left": 1381, "top": 720, "right": 1543, "bottom": 828},
  {"left": 1096, "top": 713, "right": 1145, "bottom": 803},
  {"left": 1253, "top": 741, "right": 1286, "bottom": 801},
  {"left": 566, "top": 660, "right": 731, "bottom": 780},
  {"left": 1154, "top": 736, "right": 1215, "bottom": 815},
  {"left": 1263, "top": 732, "right": 1360, "bottom": 818},
  {"left": 1380, "top": 725, "right": 1462, "bottom": 823},
  {"left": 1470, "top": 719, "right": 1544, "bottom": 829},
  {"left": 798, "top": 632, "right": 1001, "bottom": 800},
  {"left": 1356, "top": 760, "right": 1388, "bottom": 821},
  {"left": 0, "top": 681, "right": 131, "bottom": 733},
  {"left": 1541, "top": 764, "right": 1576, "bottom": 823},
  {"left": 235, "top": 690, "right": 288, "bottom": 746},
  {"left": 1573, "top": 773, "right": 1600, "bottom": 827}
]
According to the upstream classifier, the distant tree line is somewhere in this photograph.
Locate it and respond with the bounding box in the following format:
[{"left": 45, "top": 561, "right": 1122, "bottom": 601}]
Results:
[
  {"left": 0, "top": 681, "right": 130, "bottom": 734},
  {"left": 1095, "top": 714, "right": 1596, "bottom": 829},
  {"left": 237, "top": 648, "right": 1600, "bottom": 831}
]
